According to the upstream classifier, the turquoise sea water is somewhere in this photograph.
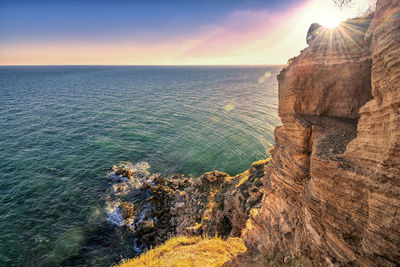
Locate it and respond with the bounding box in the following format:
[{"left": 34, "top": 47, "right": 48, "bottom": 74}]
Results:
[{"left": 0, "top": 66, "right": 280, "bottom": 266}]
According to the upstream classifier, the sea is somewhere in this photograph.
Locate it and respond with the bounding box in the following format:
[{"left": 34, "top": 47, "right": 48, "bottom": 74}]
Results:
[{"left": 0, "top": 65, "right": 281, "bottom": 266}]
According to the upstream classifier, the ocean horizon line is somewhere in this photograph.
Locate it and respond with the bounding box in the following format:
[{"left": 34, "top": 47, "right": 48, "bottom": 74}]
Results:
[{"left": 0, "top": 64, "right": 283, "bottom": 67}]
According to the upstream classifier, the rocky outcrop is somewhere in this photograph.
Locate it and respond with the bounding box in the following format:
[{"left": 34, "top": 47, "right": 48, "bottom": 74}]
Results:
[
  {"left": 306, "top": 23, "right": 322, "bottom": 45},
  {"left": 137, "top": 164, "right": 267, "bottom": 246},
  {"left": 108, "top": 162, "right": 267, "bottom": 253},
  {"left": 240, "top": 0, "right": 400, "bottom": 266}
]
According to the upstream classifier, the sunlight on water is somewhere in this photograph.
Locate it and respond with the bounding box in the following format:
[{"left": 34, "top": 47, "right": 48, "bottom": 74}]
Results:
[
  {"left": 257, "top": 71, "right": 272, "bottom": 84},
  {"left": 210, "top": 116, "right": 221, "bottom": 123},
  {"left": 223, "top": 101, "right": 236, "bottom": 112}
]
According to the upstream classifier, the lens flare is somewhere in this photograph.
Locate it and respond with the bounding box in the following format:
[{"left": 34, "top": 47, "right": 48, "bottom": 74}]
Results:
[{"left": 257, "top": 71, "right": 272, "bottom": 84}]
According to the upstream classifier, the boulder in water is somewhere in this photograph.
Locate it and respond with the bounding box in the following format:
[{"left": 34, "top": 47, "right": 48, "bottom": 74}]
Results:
[
  {"left": 115, "top": 168, "right": 133, "bottom": 178},
  {"left": 153, "top": 175, "right": 166, "bottom": 185},
  {"left": 120, "top": 202, "right": 135, "bottom": 220}
]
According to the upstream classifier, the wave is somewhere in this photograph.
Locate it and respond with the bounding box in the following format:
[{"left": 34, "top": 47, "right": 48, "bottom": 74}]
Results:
[{"left": 105, "top": 161, "right": 154, "bottom": 228}]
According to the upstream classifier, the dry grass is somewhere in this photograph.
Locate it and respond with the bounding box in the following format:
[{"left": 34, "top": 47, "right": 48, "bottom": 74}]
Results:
[
  {"left": 234, "top": 158, "right": 270, "bottom": 188},
  {"left": 117, "top": 236, "right": 246, "bottom": 267},
  {"left": 235, "top": 171, "right": 249, "bottom": 188},
  {"left": 251, "top": 158, "right": 270, "bottom": 168}
]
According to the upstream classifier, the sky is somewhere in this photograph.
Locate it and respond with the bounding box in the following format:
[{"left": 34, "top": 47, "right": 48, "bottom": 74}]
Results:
[{"left": 0, "top": 0, "right": 376, "bottom": 65}]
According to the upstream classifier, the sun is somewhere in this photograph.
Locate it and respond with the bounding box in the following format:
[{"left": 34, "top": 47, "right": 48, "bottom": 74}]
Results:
[
  {"left": 320, "top": 16, "right": 343, "bottom": 29},
  {"left": 304, "top": 0, "right": 349, "bottom": 29}
]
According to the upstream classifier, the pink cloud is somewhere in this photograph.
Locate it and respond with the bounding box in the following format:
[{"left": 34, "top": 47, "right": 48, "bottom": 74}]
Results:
[{"left": 180, "top": 4, "right": 307, "bottom": 59}]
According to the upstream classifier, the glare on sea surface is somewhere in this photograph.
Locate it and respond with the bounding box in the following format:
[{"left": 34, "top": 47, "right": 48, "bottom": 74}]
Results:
[{"left": 224, "top": 101, "right": 235, "bottom": 112}]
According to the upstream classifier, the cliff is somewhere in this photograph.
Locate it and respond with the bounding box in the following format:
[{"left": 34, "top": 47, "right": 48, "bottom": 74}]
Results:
[
  {"left": 240, "top": 0, "right": 400, "bottom": 265},
  {"left": 115, "top": 0, "right": 400, "bottom": 265}
]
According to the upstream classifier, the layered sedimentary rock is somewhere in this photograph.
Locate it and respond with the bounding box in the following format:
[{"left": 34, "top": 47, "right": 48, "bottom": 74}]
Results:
[
  {"left": 344, "top": 0, "right": 400, "bottom": 263},
  {"left": 240, "top": 0, "right": 400, "bottom": 265}
]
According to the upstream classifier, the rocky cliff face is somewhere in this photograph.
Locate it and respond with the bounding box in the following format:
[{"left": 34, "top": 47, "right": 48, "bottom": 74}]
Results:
[{"left": 240, "top": 0, "right": 400, "bottom": 265}]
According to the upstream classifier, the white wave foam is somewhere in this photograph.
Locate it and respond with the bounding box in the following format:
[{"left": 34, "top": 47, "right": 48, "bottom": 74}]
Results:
[
  {"left": 132, "top": 237, "right": 146, "bottom": 254},
  {"left": 108, "top": 161, "right": 156, "bottom": 193},
  {"left": 105, "top": 161, "right": 154, "bottom": 228},
  {"left": 105, "top": 201, "right": 124, "bottom": 226}
]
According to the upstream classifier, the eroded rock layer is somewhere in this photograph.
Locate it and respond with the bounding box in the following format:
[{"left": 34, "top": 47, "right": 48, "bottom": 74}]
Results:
[{"left": 240, "top": 0, "right": 400, "bottom": 265}]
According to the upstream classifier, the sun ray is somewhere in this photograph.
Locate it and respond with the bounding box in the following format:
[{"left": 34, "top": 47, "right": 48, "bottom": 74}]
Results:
[{"left": 306, "top": 11, "right": 373, "bottom": 65}]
